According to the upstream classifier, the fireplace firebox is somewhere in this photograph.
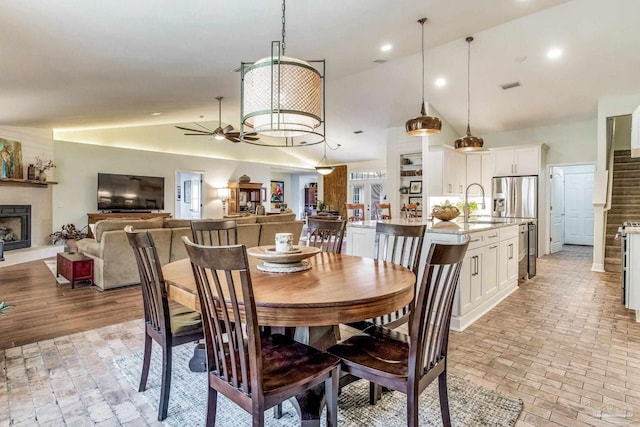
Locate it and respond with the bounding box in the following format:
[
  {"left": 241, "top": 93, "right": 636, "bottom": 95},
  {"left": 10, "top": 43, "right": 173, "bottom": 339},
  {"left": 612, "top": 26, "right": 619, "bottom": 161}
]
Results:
[{"left": 0, "top": 205, "right": 31, "bottom": 251}]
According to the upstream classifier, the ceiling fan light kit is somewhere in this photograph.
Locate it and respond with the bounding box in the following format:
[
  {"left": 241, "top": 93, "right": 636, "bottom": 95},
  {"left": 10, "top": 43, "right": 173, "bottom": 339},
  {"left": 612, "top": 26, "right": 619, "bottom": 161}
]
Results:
[
  {"left": 454, "top": 36, "right": 485, "bottom": 152},
  {"left": 176, "top": 96, "right": 260, "bottom": 143},
  {"left": 240, "top": 0, "right": 326, "bottom": 147},
  {"left": 405, "top": 17, "right": 442, "bottom": 137}
]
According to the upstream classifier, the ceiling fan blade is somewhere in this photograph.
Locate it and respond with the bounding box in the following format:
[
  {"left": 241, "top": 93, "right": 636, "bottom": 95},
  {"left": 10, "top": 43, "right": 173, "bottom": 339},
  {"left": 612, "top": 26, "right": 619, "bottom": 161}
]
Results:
[
  {"left": 193, "top": 122, "right": 214, "bottom": 132},
  {"left": 222, "top": 124, "right": 234, "bottom": 134},
  {"left": 213, "top": 126, "right": 223, "bottom": 134},
  {"left": 243, "top": 132, "right": 258, "bottom": 137},
  {"left": 175, "top": 125, "right": 211, "bottom": 134},
  {"left": 184, "top": 132, "right": 214, "bottom": 136},
  {"left": 227, "top": 136, "right": 241, "bottom": 143}
]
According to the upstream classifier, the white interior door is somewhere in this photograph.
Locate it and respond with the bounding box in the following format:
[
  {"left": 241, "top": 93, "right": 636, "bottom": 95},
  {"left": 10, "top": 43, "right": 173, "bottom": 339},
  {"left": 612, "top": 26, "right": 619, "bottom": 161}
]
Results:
[
  {"left": 564, "top": 172, "right": 594, "bottom": 245},
  {"left": 550, "top": 168, "right": 565, "bottom": 253},
  {"left": 175, "top": 171, "right": 204, "bottom": 219}
]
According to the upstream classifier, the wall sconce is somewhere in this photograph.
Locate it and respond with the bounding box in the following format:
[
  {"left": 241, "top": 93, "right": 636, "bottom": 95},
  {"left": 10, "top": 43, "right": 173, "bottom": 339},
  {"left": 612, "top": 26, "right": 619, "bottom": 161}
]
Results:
[{"left": 216, "top": 187, "right": 231, "bottom": 216}]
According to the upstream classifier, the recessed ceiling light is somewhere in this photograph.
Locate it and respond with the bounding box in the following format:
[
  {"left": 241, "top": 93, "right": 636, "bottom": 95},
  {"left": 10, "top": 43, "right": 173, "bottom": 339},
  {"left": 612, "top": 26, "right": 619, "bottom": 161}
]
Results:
[
  {"left": 151, "top": 112, "right": 162, "bottom": 116},
  {"left": 434, "top": 78, "right": 447, "bottom": 87},
  {"left": 547, "top": 48, "right": 562, "bottom": 60},
  {"left": 380, "top": 44, "right": 392, "bottom": 52}
]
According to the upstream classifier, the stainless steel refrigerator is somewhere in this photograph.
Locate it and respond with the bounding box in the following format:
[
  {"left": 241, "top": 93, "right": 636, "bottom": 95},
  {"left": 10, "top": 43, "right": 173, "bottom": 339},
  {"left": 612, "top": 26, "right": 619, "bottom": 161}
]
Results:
[{"left": 492, "top": 176, "right": 537, "bottom": 279}]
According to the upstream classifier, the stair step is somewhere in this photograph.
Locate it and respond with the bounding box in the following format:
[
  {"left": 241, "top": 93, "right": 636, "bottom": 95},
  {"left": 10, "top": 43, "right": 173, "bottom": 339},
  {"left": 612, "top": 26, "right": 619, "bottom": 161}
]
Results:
[
  {"left": 605, "top": 256, "right": 621, "bottom": 266},
  {"left": 612, "top": 187, "right": 640, "bottom": 196},
  {"left": 614, "top": 149, "right": 631, "bottom": 157},
  {"left": 613, "top": 170, "right": 640, "bottom": 179},
  {"left": 613, "top": 163, "right": 640, "bottom": 172},
  {"left": 604, "top": 262, "right": 621, "bottom": 273}
]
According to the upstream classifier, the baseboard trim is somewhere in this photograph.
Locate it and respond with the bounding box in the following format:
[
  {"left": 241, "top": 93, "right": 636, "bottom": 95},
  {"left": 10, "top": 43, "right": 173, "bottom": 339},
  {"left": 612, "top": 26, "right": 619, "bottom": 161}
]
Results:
[{"left": 591, "top": 263, "right": 605, "bottom": 272}]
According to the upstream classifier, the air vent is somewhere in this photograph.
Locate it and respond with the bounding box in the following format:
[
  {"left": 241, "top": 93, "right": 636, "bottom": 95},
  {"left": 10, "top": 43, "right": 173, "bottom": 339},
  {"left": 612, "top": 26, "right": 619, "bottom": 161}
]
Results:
[
  {"left": 501, "top": 81, "right": 521, "bottom": 90},
  {"left": 373, "top": 59, "right": 387, "bottom": 64},
  {"left": 353, "top": 130, "right": 363, "bottom": 134}
]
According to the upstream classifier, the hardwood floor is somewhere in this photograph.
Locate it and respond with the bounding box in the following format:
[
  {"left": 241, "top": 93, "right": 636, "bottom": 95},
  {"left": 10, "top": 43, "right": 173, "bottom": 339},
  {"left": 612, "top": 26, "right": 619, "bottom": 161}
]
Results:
[{"left": 0, "top": 258, "right": 144, "bottom": 349}]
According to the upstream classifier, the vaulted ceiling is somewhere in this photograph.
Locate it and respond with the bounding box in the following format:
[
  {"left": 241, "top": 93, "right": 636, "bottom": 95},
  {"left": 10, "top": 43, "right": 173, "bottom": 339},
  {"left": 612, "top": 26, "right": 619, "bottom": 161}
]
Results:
[{"left": 2, "top": 0, "right": 639, "bottom": 164}]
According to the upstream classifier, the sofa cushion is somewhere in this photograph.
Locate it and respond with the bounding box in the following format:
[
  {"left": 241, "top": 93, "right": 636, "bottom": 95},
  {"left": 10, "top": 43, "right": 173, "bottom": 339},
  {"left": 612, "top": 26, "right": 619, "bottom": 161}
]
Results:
[
  {"left": 77, "top": 238, "right": 101, "bottom": 258},
  {"left": 224, "top": 215, "right": 258, "bottom": 224},
  {"left": 163, "top": 218, "right": 192, "bottom": 228},
  {"left": 255, "top": 213, "right": 296, "bottom": 223},
  {"left": 95, "top": 217, "right": 164, "bottom": 242}
]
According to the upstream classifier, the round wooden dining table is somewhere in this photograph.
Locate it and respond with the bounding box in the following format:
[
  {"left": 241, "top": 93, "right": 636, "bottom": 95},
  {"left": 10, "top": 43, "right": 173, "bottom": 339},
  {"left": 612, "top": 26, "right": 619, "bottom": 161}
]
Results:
[
  {"left": 162, "top": 251, "right": 416, "bottom": 426},
  {"left": 163, "top": 251, "right": 416, "bottom": 330}
]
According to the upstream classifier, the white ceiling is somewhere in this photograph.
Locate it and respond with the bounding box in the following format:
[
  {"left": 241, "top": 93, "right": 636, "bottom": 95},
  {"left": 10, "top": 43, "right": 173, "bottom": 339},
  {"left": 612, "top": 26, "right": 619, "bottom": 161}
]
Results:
[{"left": 2, "top": 0, "right": 640, "bottom": 164}]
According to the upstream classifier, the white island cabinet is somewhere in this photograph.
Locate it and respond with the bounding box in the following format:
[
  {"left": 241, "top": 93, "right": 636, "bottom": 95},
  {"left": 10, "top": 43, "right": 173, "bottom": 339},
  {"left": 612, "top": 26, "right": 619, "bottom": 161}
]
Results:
[{"left": 345, "top": 219, "right": 524, "bottom": 331}]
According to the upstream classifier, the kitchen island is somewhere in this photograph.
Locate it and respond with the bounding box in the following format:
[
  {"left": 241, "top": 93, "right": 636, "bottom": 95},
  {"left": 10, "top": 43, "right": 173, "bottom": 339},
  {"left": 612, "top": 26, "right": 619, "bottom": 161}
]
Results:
[{"left": 346, "top": 217, "right": 530, "bottom": 331}]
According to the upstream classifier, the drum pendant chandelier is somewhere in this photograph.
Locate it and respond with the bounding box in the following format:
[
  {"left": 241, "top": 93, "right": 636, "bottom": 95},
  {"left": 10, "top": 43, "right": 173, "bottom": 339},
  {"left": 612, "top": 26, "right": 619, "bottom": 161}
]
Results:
[
  {"left": 405, "top": 18, "right": 442, "bottom": 136},
  {"left": 240, "top": 0, "right": 326, "bottom": 147},
  {"left": 454, "top": 37, "right": 484, "bottom": 152}
]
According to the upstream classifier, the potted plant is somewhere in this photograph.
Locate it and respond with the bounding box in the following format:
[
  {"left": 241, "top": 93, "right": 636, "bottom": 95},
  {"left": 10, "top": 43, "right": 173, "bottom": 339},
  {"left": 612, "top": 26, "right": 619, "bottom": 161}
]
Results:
[
  {"left": 399, "top": 185, "right": 409, "bottom": 194},
  {"left": 0, "top": 301, "right": 12, "bottom": 316},
  {"left": 49, "top": 223, "right": 87, "bottom": 252},
  {"left": 456, "top": 201, "right": 478, "bottom": 216},
  {"left": 34, "top": 155, "right": 56, "bottom": 181}
]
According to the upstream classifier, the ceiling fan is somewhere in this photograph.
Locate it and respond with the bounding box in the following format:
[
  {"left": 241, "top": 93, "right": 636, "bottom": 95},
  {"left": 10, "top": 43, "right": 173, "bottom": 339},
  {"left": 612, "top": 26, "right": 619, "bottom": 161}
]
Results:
[{"left": 175, "top": 96, "right": 259, "bottom": 143}]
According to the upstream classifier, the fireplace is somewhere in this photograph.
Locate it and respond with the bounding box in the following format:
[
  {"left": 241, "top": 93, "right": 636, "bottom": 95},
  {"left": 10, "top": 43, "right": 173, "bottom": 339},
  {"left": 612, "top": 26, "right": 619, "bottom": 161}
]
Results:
[{"left": 0, "top": 205, "right": 31, "bottom": 251}]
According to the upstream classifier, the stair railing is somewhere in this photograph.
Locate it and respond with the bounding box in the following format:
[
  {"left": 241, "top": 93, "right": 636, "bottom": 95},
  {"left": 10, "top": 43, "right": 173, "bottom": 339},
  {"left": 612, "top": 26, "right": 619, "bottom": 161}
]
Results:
[{"left": 604, "top": 118, "right": 616, "bottom": 213}]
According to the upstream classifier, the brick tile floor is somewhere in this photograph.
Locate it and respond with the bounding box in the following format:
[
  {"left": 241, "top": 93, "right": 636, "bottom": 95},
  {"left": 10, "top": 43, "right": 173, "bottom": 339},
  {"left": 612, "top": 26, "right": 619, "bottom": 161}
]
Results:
[{"left": 1, "top": 245, "right": 639, "bottom": 426}]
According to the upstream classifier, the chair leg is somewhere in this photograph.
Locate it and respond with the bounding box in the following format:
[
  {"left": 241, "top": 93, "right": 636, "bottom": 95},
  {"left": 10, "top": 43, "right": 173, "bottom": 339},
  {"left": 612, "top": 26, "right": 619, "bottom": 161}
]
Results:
[
  {"left": 438, "top": 372, "right": 452, "bottom": 427},
  {"left": 157, "top": 344, "right": 172, "bottom": 421},
  {"left": 252, "top": 407, "right": 264, "bottom": 427},
  {"left": 369, "top": 382, "right": 382, "bottom": 405},
  {"left": 407, "top": 390, "right": 419, "bottom": 427},
  {"left": 138, "top": 334, "right": 152, "bottom": 392},
  {"left": 273, "top": 403, "right": 283, "bottom": 419},
  {"left": 206, "top": 386, "right": 217, "bottom": 427},
  {"left": 325, "top": 368, "right": 339, "bottom": 427}
]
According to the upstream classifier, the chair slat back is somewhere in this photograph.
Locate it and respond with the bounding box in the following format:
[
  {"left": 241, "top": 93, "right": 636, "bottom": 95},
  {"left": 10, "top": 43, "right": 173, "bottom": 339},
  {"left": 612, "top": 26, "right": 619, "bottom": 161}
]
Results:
[
  {"left": 371, "top": 222, "right": 426, "bottom": 327},
  {"left": 344, "top": 203, "right": 365, "bottom": 222},
  {"left": 190, "top": 219, "right": 238, "bottom": 246},
  {"left": 374, "top": 203, "right": 392, "bottom": 220},
  {"left": 306, "top": 218, "right": 346, "bottom": 254},
  {"left": 182, "top": 238, "right": 261, "bottom": 396},
  {"left": 409, "top": 238, "right": 469, "bottom": 382},
  {"left": 125, "top": 226, "right": 170, "bottom": 335},
  {"left": 405, "top": 203, "right": 419, "bottom": 219}
]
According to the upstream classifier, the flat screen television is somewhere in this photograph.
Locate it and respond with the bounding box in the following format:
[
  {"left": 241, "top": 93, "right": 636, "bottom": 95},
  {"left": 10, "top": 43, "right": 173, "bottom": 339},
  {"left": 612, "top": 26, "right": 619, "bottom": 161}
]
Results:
[{"left": 97, "top": 173, "right": 165, "bottom": 211}]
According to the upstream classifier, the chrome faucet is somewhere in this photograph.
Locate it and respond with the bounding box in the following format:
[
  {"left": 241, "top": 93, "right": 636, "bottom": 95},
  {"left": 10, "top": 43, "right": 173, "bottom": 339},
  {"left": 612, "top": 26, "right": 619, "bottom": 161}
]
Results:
[{"left": 464, "top": 182, "right": 487, "bottom": 222}]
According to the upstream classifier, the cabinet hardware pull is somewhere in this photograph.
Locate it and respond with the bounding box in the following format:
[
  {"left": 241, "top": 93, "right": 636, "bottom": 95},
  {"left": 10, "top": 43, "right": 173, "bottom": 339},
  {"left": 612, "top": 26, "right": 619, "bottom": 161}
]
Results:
[
  {"left": 489, "top": 245, "right": 498, "bottom": 249},
  {"left": 471, "top": 238, "right": 481, "bottom": 243},
  {"left": 489, "top": 234, "right": 498, "bottom": 238}
]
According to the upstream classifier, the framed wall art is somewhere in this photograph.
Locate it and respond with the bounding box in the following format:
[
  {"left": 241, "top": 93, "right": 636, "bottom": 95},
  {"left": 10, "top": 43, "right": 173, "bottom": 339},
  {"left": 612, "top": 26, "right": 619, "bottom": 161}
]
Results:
[
  {"left": 270, "top": 181, "right": 284, "bottom": 203},
  {"left": 0, "top": 138, "right": 23, "bottom": 179},
  {"left": 409, "top": 180, "right": 422, "bottom": 194}
]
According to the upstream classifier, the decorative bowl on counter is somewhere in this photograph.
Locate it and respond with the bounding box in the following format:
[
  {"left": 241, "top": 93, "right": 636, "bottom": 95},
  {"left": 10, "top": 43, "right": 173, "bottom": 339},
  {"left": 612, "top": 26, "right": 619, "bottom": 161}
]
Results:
[{"left": 431, "top": 201, "right": 460, "bottom": 221}]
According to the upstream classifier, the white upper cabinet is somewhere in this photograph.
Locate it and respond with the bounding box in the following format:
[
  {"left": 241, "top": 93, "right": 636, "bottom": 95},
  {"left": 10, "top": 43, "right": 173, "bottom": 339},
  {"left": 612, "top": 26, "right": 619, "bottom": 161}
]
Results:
[
  {"left": 466, "top": 152, "right": 493, "bottom": 197},
  {"left": 429, "top": 145, "right": 466, "bottom": 196},
  {"left": 493, "top": 146, "right": 542, "bottom": 176}
]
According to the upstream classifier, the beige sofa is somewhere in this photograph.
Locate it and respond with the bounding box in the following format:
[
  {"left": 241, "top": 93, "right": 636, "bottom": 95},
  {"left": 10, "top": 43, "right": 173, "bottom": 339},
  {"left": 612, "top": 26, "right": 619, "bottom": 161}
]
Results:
[{"left": 76, "top": 213, "right": 303, "bottom": 291}]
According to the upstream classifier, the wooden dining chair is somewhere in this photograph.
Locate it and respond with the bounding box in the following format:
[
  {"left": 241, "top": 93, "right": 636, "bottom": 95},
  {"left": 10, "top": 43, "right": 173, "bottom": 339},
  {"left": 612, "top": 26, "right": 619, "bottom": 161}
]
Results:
[
  {"left": 190, "top": 219, "right": 238, "bottom": 246},
  {"left": 345, "top": 203, "right": 365, "bottom": 222},
  {"left": 306, "top": 218, "right": 346, "bottom": 254},
  {"left": 374, "top": 202, "right": 392, "bottom": 220},
  {"left": 328, "top": 238, "right": 469, "bottom": 427},
  {"left": 124, "top": 226, "right": 204, "bottom": 421},
  {"left": 182, "top": 238, "right": 340, "bottom": 427},
  {"left": 405, "top": 203, "right": 419, "bottom": 219}
]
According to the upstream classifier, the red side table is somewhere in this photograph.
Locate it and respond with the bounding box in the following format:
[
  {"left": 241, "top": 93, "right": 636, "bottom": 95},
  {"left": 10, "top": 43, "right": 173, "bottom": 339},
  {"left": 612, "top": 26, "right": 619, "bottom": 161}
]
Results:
[{"left": 56, "top": 252, "right": 94, "bottom": 289}]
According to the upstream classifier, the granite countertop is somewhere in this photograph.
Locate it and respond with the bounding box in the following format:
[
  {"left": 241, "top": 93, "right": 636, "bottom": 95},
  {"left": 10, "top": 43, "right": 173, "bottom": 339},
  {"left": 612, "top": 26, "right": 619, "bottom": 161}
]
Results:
[
  {"left": 346, "top": 216, "right": 533, "bottom": 235},
  {"left": 625, "top": 226, "right": 640, "bottom": 235}
]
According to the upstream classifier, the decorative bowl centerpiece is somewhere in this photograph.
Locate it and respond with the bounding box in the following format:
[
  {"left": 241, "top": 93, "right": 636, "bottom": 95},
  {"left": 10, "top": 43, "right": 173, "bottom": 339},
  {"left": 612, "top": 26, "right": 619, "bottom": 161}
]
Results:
[
  {"left": 431, "top": 200, "right": 460, "bottom": 221},
  {"left": 246, "top": 245, "right": 320, "bottom": 273}
]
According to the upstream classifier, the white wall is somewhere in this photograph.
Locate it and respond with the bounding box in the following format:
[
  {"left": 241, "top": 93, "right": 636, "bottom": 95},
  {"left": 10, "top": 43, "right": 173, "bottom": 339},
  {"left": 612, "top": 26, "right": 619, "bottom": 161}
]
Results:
[
  {"left": 612, "top": 115, "right": 632, "bottom": 151},
  {"left": 480, "top": 119, "right": 597, "bottom": 165},
  {"left": 53, "top": 140, "right": 273, "bottom": 231}
]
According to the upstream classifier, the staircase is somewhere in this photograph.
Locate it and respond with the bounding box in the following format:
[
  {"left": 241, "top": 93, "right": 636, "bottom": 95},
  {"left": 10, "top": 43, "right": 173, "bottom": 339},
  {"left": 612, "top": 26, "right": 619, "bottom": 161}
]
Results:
[{"left": 604, "top": 149, "right": 640, "bottom": 272}]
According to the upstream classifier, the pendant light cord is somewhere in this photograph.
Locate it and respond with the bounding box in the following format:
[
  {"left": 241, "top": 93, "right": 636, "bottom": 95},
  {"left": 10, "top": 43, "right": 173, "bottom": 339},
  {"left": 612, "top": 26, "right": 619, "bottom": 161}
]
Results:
[
  {"left": 281, "top": 0, "right": 286, "bottom": 55},
  {"left": 466, "top": 37, "right": 473, "bottom": 131},
  {"left": 419, "top": 18, "right": 426, "bottom": 106}
]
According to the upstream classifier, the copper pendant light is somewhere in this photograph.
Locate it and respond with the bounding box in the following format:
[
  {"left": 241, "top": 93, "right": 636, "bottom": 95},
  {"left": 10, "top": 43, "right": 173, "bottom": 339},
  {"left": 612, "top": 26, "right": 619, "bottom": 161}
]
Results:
[
  {"left": 405, "top": 18, "right": 441, "bottom": 136},
  {"left": 454, "top": 36, "right": 484, "bottom": 152}
]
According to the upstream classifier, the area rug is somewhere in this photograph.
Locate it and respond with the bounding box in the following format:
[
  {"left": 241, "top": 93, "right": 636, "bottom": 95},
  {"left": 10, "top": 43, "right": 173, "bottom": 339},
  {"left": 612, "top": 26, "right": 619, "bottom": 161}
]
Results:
[
  {"left": 43, "top": 259, "right": 70, "bottom": 285},
  {"left": 115, "top": 343, "right": 523, "bottom": 426}
]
